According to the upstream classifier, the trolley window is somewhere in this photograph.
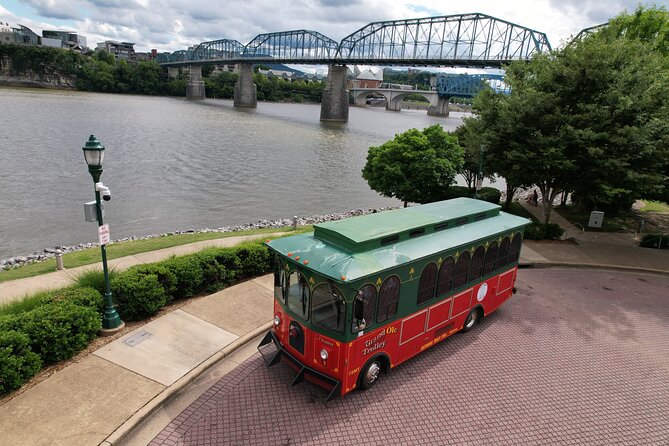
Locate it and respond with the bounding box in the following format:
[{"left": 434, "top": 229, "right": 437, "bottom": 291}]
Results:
[
  {"left": 286, "top": 271, "right": 309, "bottom": 319},
  {"left": 352, "top": 284, "right": 377, "bottom": 333},
  {"left": 312, "top": 283, "right": 345, "bottom": 333},
  {"left": 417, "top": 262, "right": 438, "bottom": 305},
  {"left": 274, "top": 258, "right": 285, "bottom": 302},
  {"left": 495, "top": 236, "right": 511, "bottom": 270},
  {"left": 469, "top": 245, "right": 485, "bottom": 282},
  {"left": 483, "top": 241, "right": 498, "bottom": 276},
  {"left": 507, "top": 233, "right": 522, "bottom": 265},
  {"left": 377, "top": 276, "right": 400, "bottom": 323},
  {"left": 453, "top": 251, "right": 471, "bottom": 289},
  {"left": 437, "top": 256, "right": 455, "bottom": 296}
]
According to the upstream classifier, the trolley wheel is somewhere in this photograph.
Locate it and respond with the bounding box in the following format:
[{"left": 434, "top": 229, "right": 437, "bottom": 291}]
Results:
[
  {"left": 461, "top": 308, "right": 480, "bottom": 333},
  {"left": 359, "top": 358, "right": 382, "bottom": 390}
]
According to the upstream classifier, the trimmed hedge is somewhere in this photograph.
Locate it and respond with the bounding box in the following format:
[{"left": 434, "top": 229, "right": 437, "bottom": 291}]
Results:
[
  {"left": 0, "top": 301, "right": 101, "bottom": 364},
  {"left": 111, "top": 268, "right": 173, "bottom": 321},
  {"left": 40, "top": 286, "right": 105, "bottom": 315},
  {"left": 0, "top": 330, "right": 42, "bottom": 393},
  {"left": 639, "top": 233, "right": 668, "bottom": 249}
]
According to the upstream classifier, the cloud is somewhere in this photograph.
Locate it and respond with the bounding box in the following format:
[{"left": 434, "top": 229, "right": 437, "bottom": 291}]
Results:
[{"left": 22, "top": 0, "right": 83, "bottom": 20}]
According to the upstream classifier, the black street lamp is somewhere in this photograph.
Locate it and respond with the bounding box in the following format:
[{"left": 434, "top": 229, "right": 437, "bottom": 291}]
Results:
[{"left": 82, "top": 135, "right": 124, "bottom": 334}]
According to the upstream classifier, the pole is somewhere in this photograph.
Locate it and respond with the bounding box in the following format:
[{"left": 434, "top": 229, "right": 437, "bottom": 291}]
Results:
[
  {"left": 90, "top": 166, "right": 124, "bottom": 333},
  {"left": 475, "top": 145, "right": 485, "bottom": 198}
]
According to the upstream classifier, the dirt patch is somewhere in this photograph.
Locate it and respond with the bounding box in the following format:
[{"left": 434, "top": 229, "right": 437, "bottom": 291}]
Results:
[{"left": 635, "top": 210, "right": 669, "bottom": 233}]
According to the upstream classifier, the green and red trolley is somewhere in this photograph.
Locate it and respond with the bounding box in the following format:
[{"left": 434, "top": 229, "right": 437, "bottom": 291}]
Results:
[{"left": 259, "top": 197, "right": 530, "bottom": 400}]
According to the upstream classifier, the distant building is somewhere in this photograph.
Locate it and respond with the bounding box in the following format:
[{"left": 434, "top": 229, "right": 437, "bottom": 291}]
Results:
[
  {"left": 348, "top": 68, "right": 383, "bottom": 89},
  {"left": 41, "top": 30, "right": 87, "bottom": 50},
  {"left": 12, "top": 25, "right": 40, "bottom": 46},
  {"left": 0, "top": 22, "right": 12, "bottom": 45},
  {"left": 97, "top": 41, "right": 136, "bottom": 61}
]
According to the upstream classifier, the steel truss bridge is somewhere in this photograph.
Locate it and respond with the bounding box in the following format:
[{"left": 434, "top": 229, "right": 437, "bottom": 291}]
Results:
[
  {"left": 435, "top": 73, "right": 510, "bottom": 97},
  {"left": 157, "top": 13, "right": 551, "bottom": 68}
]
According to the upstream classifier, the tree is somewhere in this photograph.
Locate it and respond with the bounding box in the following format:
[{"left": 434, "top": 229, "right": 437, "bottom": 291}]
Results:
[
  {"left": 452, "top": 117, "right": 494, "bottom": 191},
  {"left": 362, "top": 125, "right": 464, "bottom": 207},
  {"left": 464, "top": 6, "right": 669, "bottom": 222}
]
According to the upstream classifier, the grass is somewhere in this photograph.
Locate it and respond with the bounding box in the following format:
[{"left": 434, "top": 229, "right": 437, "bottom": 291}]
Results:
[
  {"left": 502, "top": 202, "right": 538, "bottom": 221},
  {"left": 75, "top": 269, "right": 118, "bottom": 295},
  {"left": 0, "top": 225, "right": 309, "bottom": 283},
  {"left": 554, "top": 205, "right": 633, "bottom": 232},
  {"left": 639, "top": 200, "right": 669, "bottom": 213},
  {"left": 0, "top": 290, "right": 50, "bottom": 316}
]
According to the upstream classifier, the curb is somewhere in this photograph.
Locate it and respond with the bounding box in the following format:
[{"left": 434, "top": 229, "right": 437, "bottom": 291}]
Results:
[
  {"left": 519, "top": 261, "right": 669, "bottom": 276},
  {"left": 101, "top": 321, "right": 273, "bottom": 446}
]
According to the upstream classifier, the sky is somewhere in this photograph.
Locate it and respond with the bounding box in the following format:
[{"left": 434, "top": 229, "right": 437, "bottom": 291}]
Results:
[{"left": 0, "top": 0, "right": 667, "bottom": 54}]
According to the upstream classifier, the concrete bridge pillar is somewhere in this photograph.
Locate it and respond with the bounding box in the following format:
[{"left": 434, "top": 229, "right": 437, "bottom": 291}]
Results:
[
  {"left": 320, "top": 64, "right": 349, "bottom": 122},
  {"left": 427, "top": 96, "right": 450, "bottom": 117},
  {"left": 234, "top": 63, "right": 257, "bottom": 108},
  {"left": 186, "top": 65, "right": 205, "bottom": 99},
  {"left": 386, "top": 93, "right": 403, "bottom": 112},
  {"left": 167, "top": 66, "right": 179, "bottom": 79}
]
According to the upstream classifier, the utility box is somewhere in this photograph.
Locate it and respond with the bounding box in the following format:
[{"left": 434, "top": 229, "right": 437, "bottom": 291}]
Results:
[
  {"left": 84, "top": 201, "right": 104, "bottom": 222},
  {"left": 588, "top": 211, "right": 604, "bottom": 228}
]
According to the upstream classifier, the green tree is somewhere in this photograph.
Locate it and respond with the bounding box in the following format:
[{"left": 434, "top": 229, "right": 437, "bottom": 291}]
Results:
[
  {"left": 362, "top": 125, "right": 464, "bottom": 207},
  {"left": 466, "top": 6, "right": 669, "bottom": 222},
  {"left": 452, "top": 117, "right": 494, "bottom": 191}
]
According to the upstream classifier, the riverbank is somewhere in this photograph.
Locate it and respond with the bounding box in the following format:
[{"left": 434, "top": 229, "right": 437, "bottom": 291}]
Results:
[{"left": 0, "top": 207, "right": 395, "bottom": 273}]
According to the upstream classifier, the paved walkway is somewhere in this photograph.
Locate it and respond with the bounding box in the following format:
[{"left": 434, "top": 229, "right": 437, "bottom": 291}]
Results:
[{"left": 0, "top": 220, "right": 667, "bottom": 446}]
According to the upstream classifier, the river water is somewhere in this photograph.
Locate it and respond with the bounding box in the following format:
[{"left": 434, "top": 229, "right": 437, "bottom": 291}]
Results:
[{"left": 0, "top": 87, "right": 468, "bottom": 259}]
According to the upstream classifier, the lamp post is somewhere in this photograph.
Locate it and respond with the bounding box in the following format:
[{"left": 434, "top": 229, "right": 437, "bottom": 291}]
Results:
[
  {"left": 475, "top": 145, "right": 486, "bottom": 199},
  {"left": 82, "top": 135, "right": 124, "bottom": 334}
]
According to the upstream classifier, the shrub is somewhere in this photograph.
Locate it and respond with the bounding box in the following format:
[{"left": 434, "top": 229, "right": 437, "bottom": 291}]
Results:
[
  {"left": 524, "top": 222, "right": 565, "bottom": 240},
  {"left": 196, "top": 250, "right": 235, "bottom": 293},
  {"left": 442, "top": 185, "right": 501, "bottom": 204},
  {"left": 161, "top": 255, "right": 204, "bottom": 299},
  {"left": 12, "top": 301, "right": 101, "bottom": 364},
  {"left": 639, "top": 233, "right": 669, "bottom": 249},
  {"left": 234, "top": 242, "right": 272, "bottom": 279},
  {"left": 0, "top": 330, "right": 42, "bottom": 394},
  {"left": 40, "top": 286, "right": 104, "bottom": 315},
  {"left": 111, "top": 270, "right": 170, "bottom": 320}
]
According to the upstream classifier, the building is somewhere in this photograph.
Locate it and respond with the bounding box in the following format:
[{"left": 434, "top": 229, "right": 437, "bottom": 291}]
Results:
[
  {"left": 12, "top": 25, "right": 40, "bottom": 46},
  {"left": 41, "top": 30, "right": 87, "bottom": 50},
  {"left": 348, "top": 67, "right": 383, "bottom": 89},
  {"left": 0, "top": 22, "right": 12, "bottom": 45},
  {"left": 96, "top": 41, "right": 136, "bottom": 61}
]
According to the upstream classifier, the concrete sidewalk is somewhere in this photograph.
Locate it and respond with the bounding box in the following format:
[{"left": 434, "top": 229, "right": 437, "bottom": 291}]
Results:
[{"left": 0, "top": 221, "right": 667, "bottom": 446}]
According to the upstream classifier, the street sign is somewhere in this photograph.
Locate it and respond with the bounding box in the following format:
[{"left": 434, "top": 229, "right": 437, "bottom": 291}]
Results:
[{"left": 98, "top": 224, "right": 110, "bottom": 245}]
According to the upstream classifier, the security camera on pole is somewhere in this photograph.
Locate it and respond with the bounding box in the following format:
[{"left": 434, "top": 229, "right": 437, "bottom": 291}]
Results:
[{"left": 82, "top": 135, "right": 124, "bottom": 335}]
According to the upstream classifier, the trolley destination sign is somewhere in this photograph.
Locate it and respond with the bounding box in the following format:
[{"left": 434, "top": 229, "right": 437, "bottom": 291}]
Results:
[{"left": 259, "top": 198, "right": 530, "bottom": 400}]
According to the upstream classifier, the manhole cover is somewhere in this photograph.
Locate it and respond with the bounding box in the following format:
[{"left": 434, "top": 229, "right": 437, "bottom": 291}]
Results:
[{"left": 123, "top": 330, "right": 152, "bottom": 347}]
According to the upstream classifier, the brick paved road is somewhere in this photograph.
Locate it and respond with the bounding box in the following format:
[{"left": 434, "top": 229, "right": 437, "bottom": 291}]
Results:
[{"left": 150, "top": 269, "right": 669, "bottom": 445}]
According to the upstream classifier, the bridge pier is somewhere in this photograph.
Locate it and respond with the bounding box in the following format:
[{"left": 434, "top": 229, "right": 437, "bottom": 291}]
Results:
[
  {"left": 234, "top": 63, "right": 257, "bottom": 108},
  {"left": 167, "top": 66, "right": 179, "bottom": 79},
  {"left": 427, "top": 97, "right": 450, "bottom": 117},
  {"left": 186, "top": 65, "right": 205, "bottom": 99},
  {"left": 386, "top": 94, "right": 403, "bottom": 112},
  {"left": 320, "top": 64, "right": 349, "bottom": 122}
]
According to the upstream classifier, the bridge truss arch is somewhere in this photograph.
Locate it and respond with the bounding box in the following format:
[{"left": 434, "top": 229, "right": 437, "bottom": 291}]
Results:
[
  {"left": 337, "top": 13, "right": 551, "bottom": 66},
  {"left": 191, "top": 39, "right": 245, "bottom": 62},
  {"left": 242, "top": 30, "right": 339, "bottom": 63}
]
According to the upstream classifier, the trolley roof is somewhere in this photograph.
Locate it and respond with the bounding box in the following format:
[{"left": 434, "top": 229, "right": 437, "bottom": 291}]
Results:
[{"left": 267, "top": 198, "right": 530, "bottom": 282}]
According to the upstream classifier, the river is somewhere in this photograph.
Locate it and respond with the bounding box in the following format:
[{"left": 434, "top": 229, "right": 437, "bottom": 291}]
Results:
[{"left": 0, "top": 86, "right": 468, "bottom": 259}]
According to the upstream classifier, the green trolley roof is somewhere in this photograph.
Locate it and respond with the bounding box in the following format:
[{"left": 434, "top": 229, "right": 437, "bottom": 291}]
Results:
[{"left": 267, "top": 198, "right": 530, "bottom": 282}]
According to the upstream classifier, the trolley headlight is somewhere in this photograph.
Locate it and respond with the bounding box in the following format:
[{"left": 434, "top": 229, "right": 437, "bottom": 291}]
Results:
[
  {"left": 273, "top": 315, "right": 280, "bottom": 326},
  {"left": 320, "top": 348, "right": 328, "bottom": 361}
]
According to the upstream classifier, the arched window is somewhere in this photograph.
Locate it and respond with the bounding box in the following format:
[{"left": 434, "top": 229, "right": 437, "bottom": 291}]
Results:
[
  {"left": 483, "top": 241, "right": 498, "bottom": 276},
  {"left": 377, "top": 276, "right": 400, "bottom": 323},
  {"left": 453, "top": 251, "right": 471, "bottom": 289},
  {"left": 352, "top": 284, "right": 377, "bottom": 333},
  {"left": 495, "top": 236, "right": 511, "bottom": 270},
  {"left": 507, "top": 233, "right": 522, "bottom": 265},
  {"left": 417, "top": 263, "right": 438, "bottom": 305},
  {"left": 312, "top": 282, "right": 346, "bottom": 333},
  {"left": 468, "top": 245, "right": 485, "bottom": 283},
  {"left": 286, "top": 270, "right": 309, "bottom": 319},
  {"left": 437, "top": 256, "right": 455, "bottom": 297}
]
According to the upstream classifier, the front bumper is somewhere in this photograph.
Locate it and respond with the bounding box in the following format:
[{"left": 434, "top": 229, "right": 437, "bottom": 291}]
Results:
[{"left": 257, "top": 330, "right": 341, "bottom": 402}]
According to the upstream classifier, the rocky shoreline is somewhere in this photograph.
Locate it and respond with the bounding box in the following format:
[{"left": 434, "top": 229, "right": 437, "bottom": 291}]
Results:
[{"left": 0, "top": 208, "right": 396, "bottom": 272}]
